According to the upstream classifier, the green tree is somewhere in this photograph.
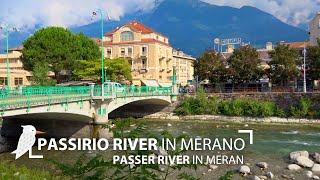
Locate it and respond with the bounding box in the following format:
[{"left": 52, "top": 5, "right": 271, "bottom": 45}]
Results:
[
  {"left": 307, "top": 40, "right": 320, "bottom": 81},
  {"left": 73, "top": 59, "right": 101, "bottom": 81},
  {"left": 22, "top": 27, "right": 100, "bottom": 83},
  {"left": 31, "top": 62, "right": 56, "bottom": 86},
  {"left": 194, "top": 49, "right": 228, "bottom": 83},
  {"left": 227, "top": 46, "right": 263, "bottom": 84},
  {"left": 105, "top": 58, "right": 133, "bottom": 82},
  {"left": 268, "top": 43, "right": 300, "bottom": 86}
]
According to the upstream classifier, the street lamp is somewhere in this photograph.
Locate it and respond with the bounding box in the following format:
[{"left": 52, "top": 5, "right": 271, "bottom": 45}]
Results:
[
  {"left": 303, "top": 42, "right": 307, "bottom": 93},
  {"left": 104, "top": 66, "right": 107, "bottom": 82},
  {"left": 91, "top": 9, "right": 110, "bottom": 84},
  {"left": 0, "top": 23, "right": 19, "bottom": 89}
]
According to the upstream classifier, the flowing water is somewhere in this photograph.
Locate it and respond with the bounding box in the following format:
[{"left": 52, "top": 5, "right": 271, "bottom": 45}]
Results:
[{"left": 0, "top": 119, "right": 319, "bottom": 180}]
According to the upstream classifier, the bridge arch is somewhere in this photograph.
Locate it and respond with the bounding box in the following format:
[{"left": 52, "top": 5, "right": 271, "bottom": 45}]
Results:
[{"left": 108, "top": 96, "right": 171, "bottom": 119}]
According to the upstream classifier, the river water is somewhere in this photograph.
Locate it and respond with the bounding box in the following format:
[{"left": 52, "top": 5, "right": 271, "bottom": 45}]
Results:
[{"left": 0, "top": 119, "right": 319, "bottom": 179}]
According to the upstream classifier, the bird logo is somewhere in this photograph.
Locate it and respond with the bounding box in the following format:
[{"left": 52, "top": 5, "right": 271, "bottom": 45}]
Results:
[{"left": 11, "top": 125, "right": 45, "bottom": 160}]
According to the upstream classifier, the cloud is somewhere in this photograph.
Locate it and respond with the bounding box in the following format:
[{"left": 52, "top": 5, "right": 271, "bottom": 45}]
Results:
[
  {"left": 202, "top": 0, "right": 320, "bottom": 29},
  {"left": 0, "top": 0, "right": 159, "bottom": 34},
  {"left": 0, "top": 0, "right": 318, "bottom": 36}
]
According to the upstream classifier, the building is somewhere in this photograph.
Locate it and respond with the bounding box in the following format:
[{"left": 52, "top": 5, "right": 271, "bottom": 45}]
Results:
[
  {"left": 310, "top": 12, "right": 320, "bottom": 46},
  {"left": 221, "top": 42, "right": 274, "bottom": 70},
  {"left": 0, "top": 46, "right": 32, "bottom": 87},
  {"left": 173, "top": 49, "right": 195, "bottom": 86},
  {"left": 96, "top": 20, "right": 195, "bottom": 86}
]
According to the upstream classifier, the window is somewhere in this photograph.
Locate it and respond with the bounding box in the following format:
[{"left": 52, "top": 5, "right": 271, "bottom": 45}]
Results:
[
  {"left": 121, "top": 48, "right": 125, "bottom": 56},
  {"left": 142, "top": 59, "right": 147, "bottom": 69},
  {"left": 128, "top": 47, "right": 133, "bottom": 56},
  {"left": 14, "top": 77, "right": 23, "bottom": 86},
  {"left": 142, "top": 47, "right": 147, "bottom": 55},
  {"left": 0, "top": 77, "right": 7, "bottom": 85},
  {"left": 120, "top": 31, "right": 134, "bottom": 41},
  {"left": 107, "top": 48, "right": 112, "bottom": 56}
]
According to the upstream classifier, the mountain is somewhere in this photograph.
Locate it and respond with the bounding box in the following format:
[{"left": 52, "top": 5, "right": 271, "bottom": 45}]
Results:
[{"left": 0, "top": 0, "right": 308, "bottom": 57}]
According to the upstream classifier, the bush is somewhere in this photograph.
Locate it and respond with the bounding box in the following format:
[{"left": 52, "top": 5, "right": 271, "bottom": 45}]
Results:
[
  {"left": 290, "top": 97, "right": 312, "bottom": 118},
  {"left": 175, "top": 94, "right": 287, "bottom": 118}
]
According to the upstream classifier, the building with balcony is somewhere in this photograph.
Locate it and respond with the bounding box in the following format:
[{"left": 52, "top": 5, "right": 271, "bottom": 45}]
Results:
[
  {"left": 310, "top": 12, "right": 320, "bottom": 46},
  {"left": 0, "top": 46, "right": 32, "bottom": 87},
  {"left": 173, "top": 49, "right": 195, "bottom": 86},
  {"left": 95, "top": 20, "right": 195, "bottom": 86}
]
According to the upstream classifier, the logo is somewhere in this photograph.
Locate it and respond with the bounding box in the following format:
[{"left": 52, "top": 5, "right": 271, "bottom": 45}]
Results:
[{"left": 11, "top": 125, "right": 45, "bottom": 159}]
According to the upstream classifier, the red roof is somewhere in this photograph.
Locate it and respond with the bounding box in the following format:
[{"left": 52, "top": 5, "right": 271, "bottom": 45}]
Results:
[
  {"left": 285, "top": 41, "right": 310, "bottom": 49},
  {"left": 104, "top": 20, "right": 165, "bottom": 37}
]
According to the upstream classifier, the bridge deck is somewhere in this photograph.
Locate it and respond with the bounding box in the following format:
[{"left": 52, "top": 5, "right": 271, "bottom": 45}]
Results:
[{"left": 0, "top": 86, "right": 172, "bottom": 114}]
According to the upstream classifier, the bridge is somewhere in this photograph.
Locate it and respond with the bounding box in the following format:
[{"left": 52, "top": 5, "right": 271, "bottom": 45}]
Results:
[{"left": 0, "top": 84, "right": 177, "bottom": 127}]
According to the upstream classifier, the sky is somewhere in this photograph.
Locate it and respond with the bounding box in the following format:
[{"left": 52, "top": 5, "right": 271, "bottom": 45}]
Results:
[{"left": 0, "top": 0, "right": 319, "bottom": 38}]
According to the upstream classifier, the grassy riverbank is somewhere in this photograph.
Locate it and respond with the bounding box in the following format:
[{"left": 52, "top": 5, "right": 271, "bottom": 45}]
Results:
[{"left": 175, "top": 91, "right": 319, "bottom": 119}]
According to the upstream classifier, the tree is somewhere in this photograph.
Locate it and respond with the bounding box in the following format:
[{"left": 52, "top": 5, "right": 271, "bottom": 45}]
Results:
[
  {"left": 307, "top": 40, "right": 320, "bottom": 81},
  {"left": 194, "top": 49, "right": 228, "bottom": 83},
  {"left": 31, "top": 62, "right": 56, "bottom": 86},
  {"left": 105, "top": 58, "right": 133, "bottom": 82},
  {"left": 227, "top": 46, "right": 263, "bottom": 84},
  {"left": 268, "top": 43, "right": 300, "bottom": 86},
  {"left": 22, "top": 27, "right": 100, "bottom": 83},
  {"left": 72, "top": 59, "right": 101, "bottom": 81}
]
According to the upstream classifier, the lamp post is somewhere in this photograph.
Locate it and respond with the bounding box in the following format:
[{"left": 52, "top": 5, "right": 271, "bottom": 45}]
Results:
[
  {"left": 0, "top": 23, "right": 19, "bottom": 89},
  {"left": 91, "top": 9, "right": 109, "bottom": 85},
  {"left": 104, "top": 66, "right": 107, "bottom": 82},
  {"left": 303, "top": 42, "right": 307, "bottom": 93}
]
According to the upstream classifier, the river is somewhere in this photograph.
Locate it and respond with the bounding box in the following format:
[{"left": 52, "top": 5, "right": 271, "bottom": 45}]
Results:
[{"left": 0, "top": 119, "right": 319, "bottom": 179}]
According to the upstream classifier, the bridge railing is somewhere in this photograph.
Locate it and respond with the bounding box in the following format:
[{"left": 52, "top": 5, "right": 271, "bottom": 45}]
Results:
[
  {"left": 0, "top": 85, "right": 172, "bottom": 113},
  {"left": 0, "top": 86, "right": 91, "bottom": 113},
  {"left": 91, "top": 85, "right": 172, "bottom": 97},
  {"left": 110, "top": 86, "right": 172, "bottom": 97}
]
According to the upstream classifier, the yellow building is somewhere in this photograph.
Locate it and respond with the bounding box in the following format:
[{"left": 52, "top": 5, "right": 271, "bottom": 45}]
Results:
[
  {"left": 96, "top": 20, "right": 195, "bottom": 86},
  {"left": 0, "top": 46, "right": 32, "bottom": 87},
  {"left": 173, "top": 49, "right": 195, "bottom": 86}
]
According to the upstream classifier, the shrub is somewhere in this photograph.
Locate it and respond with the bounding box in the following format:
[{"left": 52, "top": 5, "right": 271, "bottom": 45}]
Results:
[
  {"left": 175, "top": 95, "right": 288, "bottom": 118},
  {"left": 290, "top": 97, "right": 312, "bottom": 118}
]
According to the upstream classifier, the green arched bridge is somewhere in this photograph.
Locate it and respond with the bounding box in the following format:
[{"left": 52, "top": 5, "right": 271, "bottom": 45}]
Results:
[{"left": 0, "top": 84, "right": 177, "bottom": 124}]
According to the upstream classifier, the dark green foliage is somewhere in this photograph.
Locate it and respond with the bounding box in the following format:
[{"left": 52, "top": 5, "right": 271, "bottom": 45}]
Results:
[
  {"left": 228, "top": 46, "right": 263, "bottom": 84},
  {"left": 31, "top": 62, "right": 57, "bottom": 86},
  {"left": 105, "top": 58, "right": 133, "bottom": 82},
  {"left": 193, "top": 49, "right": 229, "bottom": 83},
  {"left": 290, "top": 97, "right": 312, "bottom": 118},
  {"left": 268, "top": 43, "right": 300, "bottom": 86},
  {"left": 22, "top": 27, "right": 100, "bottom": 83},
  {"left": 307, "top": 40, "right": 320, "bottom": 81},
  {"left": 175, "top": 91, "right": 283, "bottom": 117},
  {"left": 50, "top": 118, "right": 201, "bottom": 180}
]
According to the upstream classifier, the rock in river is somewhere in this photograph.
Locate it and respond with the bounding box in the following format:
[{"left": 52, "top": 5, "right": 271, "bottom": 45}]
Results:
[
  {"left": 256, "top": 162, "right": 268, "bottom": 169},
  {"left": 238, "top": 165, "right": 250, "bottom": 174},
  {"left": 312, "top": 153, "right": 320, "bottom": 164},
  {"left": 312, "top": 164, "right": 320, "bottom": 174},
  {"left": 250, "top": 176, "right": 260, "bottom": 180},
  {"left": 289, "top": 151, "right": 309, "bottom": 162},
  {"left": 288, "top": 164, "right": 301, "bottom": 171},
  {"left": 305, "top": 171, "right": 313, "bottom": 178},
  {"left": 266, "top": 172, "right": 274, "bottom": 179},
  {"left": 296, "top": 156, "right": 314, "bottom": 168}
]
